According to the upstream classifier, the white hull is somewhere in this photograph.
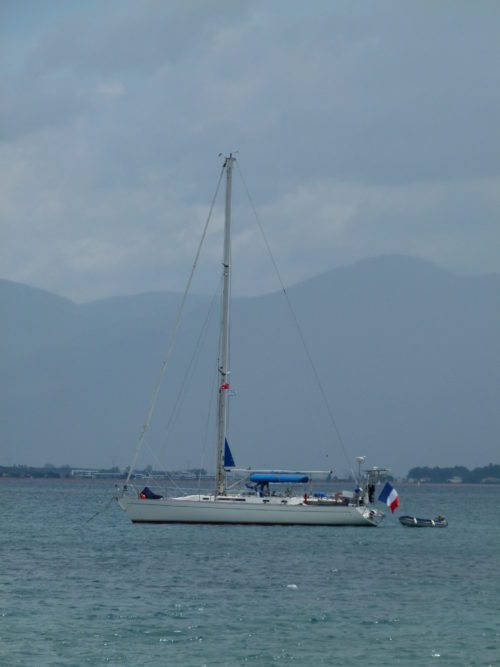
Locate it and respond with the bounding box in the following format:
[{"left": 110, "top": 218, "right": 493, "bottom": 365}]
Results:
[{"left": 118, "top": 495, "right": 384, "bottom": 526}]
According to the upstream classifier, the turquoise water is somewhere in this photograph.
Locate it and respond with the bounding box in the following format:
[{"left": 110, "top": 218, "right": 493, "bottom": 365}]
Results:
[{"left": 1, "top": 480, "right": 499, "bottom": 666}]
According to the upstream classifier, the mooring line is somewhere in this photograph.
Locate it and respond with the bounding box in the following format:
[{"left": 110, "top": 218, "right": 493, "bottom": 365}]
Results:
[{"left": 86, "top": 494, "right": 116, "bottom": 523}]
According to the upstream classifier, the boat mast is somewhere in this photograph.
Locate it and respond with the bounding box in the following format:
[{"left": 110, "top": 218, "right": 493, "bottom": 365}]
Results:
[{"left": 215, "top": 154, "right": 234, "bottom": 496}]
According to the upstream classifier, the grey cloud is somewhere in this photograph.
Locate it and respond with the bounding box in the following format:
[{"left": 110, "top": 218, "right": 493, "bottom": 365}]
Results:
[{"left": 0, "top": 1, "right": 499, "bottom": 301}]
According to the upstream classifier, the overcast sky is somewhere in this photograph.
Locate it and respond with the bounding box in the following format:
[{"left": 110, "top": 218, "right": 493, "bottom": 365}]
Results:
[{"left": 1, "top": 0, "right": 499, "bottom": 303}]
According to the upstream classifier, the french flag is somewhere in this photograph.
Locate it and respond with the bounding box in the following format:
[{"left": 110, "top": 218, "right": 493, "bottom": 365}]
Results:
[{"left": 378, "top": 482, "right": 400, "bottom": 513}]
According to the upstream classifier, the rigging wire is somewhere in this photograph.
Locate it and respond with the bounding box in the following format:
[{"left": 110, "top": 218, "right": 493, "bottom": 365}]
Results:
[
  {"left": 86, "top": 494, "right": 115, "bottom": 523},
  {"left": 235, "top": 161, "right": 355, "bottom": 479},
  {"left": 123, "top": 164, "right": 226, "bottom": 488},
  {"left": 127, "top": 278, "right": 223, "bottom": 497},
  {"left": 158, "top": 276, "right": 223, "bottom": 462},
  {"left": 148, "top": 278, "right": 224, "bottom": 496},
  {"left": 156, "top": 279, "right": 222, "bottom": 495}
]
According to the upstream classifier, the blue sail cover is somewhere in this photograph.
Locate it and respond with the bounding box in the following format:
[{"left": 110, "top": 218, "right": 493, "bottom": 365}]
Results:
[
  {"left": 249, "top": 473, "right": 309, "bottom": 484},
  {"left": 224, "top": 439, "right": 235, "bottom": 467}
]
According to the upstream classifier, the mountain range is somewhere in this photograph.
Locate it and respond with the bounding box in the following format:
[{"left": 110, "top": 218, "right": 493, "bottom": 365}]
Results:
[{"left": 1, "top": 255, "right": 499, "bottom": 477}]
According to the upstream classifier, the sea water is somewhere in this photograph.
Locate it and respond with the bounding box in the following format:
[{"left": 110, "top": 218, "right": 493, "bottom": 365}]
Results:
[{"left": 1, "top": 479, "right": 499, "bottom": 666}]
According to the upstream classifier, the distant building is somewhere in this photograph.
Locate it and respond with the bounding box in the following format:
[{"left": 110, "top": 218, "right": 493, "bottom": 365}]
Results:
[
  {"left": 71, "top": 469, "right": 99, "bottom": 478},
  {"left": 71, "top": 469, "right": 124, "bottom": 478},
  {"left": 447, "top": 476, "right": 463, "bottom": 484}
]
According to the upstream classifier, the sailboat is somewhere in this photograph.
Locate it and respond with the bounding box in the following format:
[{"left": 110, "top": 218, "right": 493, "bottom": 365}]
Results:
[{"left": 118, "top": 155, "right": 386, "bottom": 526}]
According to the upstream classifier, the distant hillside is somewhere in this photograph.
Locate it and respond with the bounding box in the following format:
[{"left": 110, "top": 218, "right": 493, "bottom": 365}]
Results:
[{"left": 1, "top": 256, "right": 499, "bottom": 476}]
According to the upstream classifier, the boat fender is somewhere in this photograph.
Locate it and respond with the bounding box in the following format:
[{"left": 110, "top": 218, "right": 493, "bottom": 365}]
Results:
[
  {"left": 140, "top": 493, "right": 146, "bottom": 500},
  {"left": 303, "top": 493, "right": 308, "bottom": 504}
]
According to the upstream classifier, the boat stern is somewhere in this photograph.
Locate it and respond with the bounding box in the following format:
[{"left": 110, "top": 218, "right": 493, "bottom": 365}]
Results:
[{"left": 358, "top": 506, "right": 385, "bottom": 526}]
